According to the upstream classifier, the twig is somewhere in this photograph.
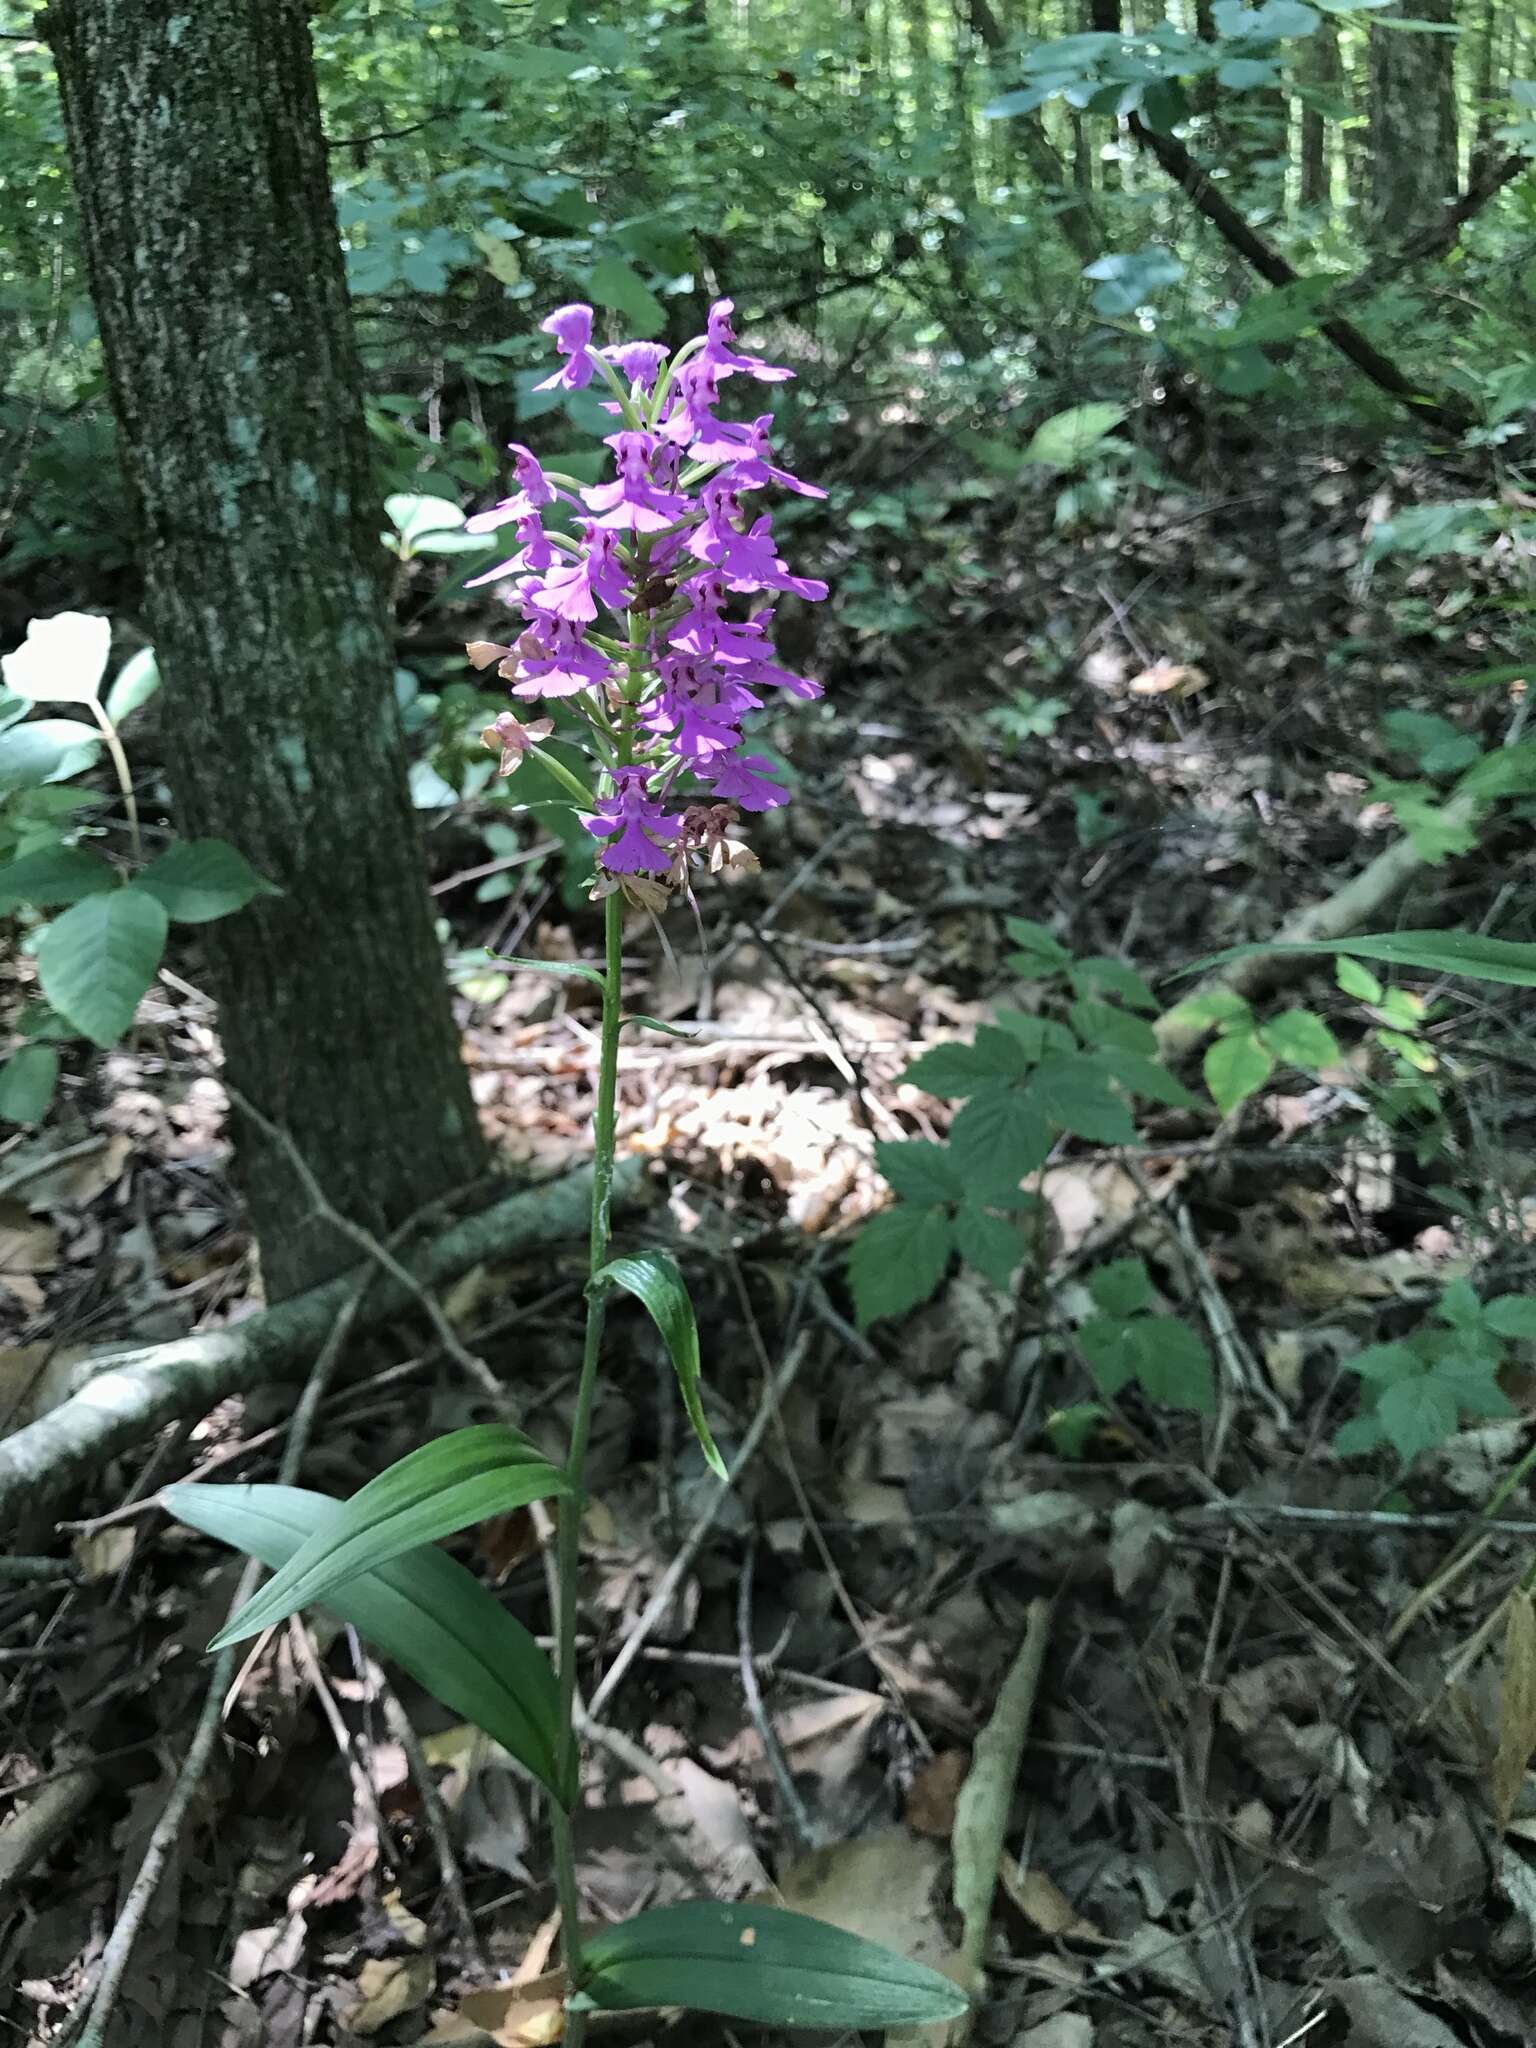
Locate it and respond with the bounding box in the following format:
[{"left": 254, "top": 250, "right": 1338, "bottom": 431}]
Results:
[
  {"left": 0, "top": 1754, "right": 99, "bottom": 1899},
  {"left": 586, "top": 1336, "right": 810, "bottom": 1720},
  {"left": 737, "top": 1541, "right": 818, "bottom": 1849}
]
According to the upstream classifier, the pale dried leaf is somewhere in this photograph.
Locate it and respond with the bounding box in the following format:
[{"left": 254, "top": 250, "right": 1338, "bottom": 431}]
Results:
[
  {"left": 346, "top": 1955, "right": 435, "bottom": 2035},
  {"left": 1494, "top": 1593, "right": 1536, "bottom": 1827}
]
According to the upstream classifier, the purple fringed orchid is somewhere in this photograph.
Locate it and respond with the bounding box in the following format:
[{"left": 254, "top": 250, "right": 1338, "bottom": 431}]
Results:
[{"left": 466, "top": 294, "right": 826, "bottom": 892}]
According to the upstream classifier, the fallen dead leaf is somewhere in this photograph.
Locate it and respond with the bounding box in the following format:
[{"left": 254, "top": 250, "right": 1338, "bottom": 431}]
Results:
[
  {"left": 429, "top": 1970, "right": 568, "bottom": 2046},
  {"left": 346, "top": 1954, "right": 435, "bottom": 2035},
  {"left": 1019, "top": 2016, "right": 1094, "bottom": 2048},
  {"left": 905, "top": 1751, "right": 969, "bottom": 1838},
  {"left": 1128, "top": 658, "right": 1209, "bottom": 698},
  {"left": 1494, "top": 1591, "right": 1536, "bottom": 1827},
  {"left": 71, "top": 1525, "right": 135, "bottom": 1580},
  {"left": 998, "top": 1864, "right": 1105, "bottom": 1943}
]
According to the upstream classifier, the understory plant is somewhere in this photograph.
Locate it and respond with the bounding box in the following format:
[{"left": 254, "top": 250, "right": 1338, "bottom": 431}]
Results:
[{"left": 164, "top": 303, "right": 967, "bottom": 2034}]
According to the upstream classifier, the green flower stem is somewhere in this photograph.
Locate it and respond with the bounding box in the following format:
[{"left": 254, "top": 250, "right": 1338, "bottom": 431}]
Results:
[
  {"left": 551, "top": 885, "right": 625, "bottom": 2026},
  {"left": 591, "top": 350, "right": 643, "bottom": 428},
  {"left": 526, "top": 743, "right": 596, "bottom": 809}
]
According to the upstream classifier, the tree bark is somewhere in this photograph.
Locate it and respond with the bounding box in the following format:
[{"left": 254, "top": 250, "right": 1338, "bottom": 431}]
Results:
[
  {"left": 1368, "top": 0, "right": 1458, "bottom": 241},
  {"left": 42, "top": 0, "right": 486, "bottom": 1298}
]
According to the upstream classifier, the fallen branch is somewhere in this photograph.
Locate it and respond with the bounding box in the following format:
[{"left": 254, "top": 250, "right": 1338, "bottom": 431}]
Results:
[
  {"left": 0, "top": 1160, "right": 647, "bottom": 1530},
  {"left": 1154, "top": 794, "right": 1476, "bottom": 1061}
]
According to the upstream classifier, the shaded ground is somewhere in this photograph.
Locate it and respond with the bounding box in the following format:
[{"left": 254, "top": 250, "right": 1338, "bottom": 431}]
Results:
[{"left": 3, "top": 435, "right": 1536, "bottom": 2047}]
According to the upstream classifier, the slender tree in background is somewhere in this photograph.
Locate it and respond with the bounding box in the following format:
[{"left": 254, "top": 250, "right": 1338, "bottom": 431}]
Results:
[
  {"left": 1369, "top": 0, "right": 1459, "bottom": 238},
  {"left": 42, "top": 0, "right": 486, "bottom": 1298}
]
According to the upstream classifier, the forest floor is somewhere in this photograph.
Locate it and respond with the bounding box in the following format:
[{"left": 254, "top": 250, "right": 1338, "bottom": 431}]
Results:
[{"left": 3, "top": 426, "right": 1536, "bottom": 2048}]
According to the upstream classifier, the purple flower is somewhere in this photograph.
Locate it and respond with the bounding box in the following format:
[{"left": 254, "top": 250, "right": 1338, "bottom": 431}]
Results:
[
  {"left": 720, "top": 415, "right": 826, "bottom": 499},
  {"left": 583, "top": 764, "right": 684, "bottom": 873},
  {"left": 466, "top": 443, "right": 557, "bottom": 534},
  {"left": 658, "top": 359, "right": 738, "bottom": 460},
  {"left": 701, "top": 750, "right": 789, "bottom": 811},
  {"left": 702, "top": 299, "right": 793, "bottom": 383},
  {"left": 510, "top": 619, "right": 614, "bottom": 700},
  {"left": 583, "top": 431, "right": 692, "bottom": 533},
  {"left": 463, "top": 513, "right": 558, "bottom": 588},
  {"left": 641, "top": 656, "right": 757, "bottom": 765},
  {"left": 534, "top": 304, "right": 596, "bottom": 392},
  {"left": 603, "top": 340, "right": 669, "bottom": 392},
  {"left": 528, "top": 521, "right": 632, "bottom": 622}
]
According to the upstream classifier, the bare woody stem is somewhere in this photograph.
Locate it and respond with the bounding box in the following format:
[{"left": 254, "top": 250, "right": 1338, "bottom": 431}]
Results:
[{"left": 551, "top": 885, "right": 625, "bottom": 2031}]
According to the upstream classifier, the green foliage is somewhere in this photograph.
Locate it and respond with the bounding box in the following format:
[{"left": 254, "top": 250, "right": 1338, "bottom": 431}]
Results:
[
  {"left": 163, "top": 1482, "right": 571, "bottom": 1803},
  {"left": 35, "top": 886, "right": 168, "bottom": 1048},
  {"left": 986, "top": 689, "right": 1069, "bottom": 748},
  {"left": 596, "top": 1250, "right": 725, "bottom": 1478},
  {"left": 1079, "top": 1257, "right": 1216, "bottom": 1413},
  {"left": 209, "top": 1425, "right": 571, "bottom": 1650},
  {"left": 575, "top": 1901, "right": 968, "bottom": 2028},
  {"left": 1336, "top": 1280, "right": 1535, "bottom": 1466}
]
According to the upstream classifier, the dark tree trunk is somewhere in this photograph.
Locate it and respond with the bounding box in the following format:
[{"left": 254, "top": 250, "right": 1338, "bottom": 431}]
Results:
[
  {"left": 1298, "top": 13, "right": 1340, "bottom": 210},
  {"left": 1368, "top": 0, "right": 1458, "bottom": 240},
  {"left": 43, "top": 0, "right": 486, "bottom": 1299}
]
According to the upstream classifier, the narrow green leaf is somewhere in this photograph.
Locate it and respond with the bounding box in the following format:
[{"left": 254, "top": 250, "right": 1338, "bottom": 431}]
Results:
[
  {"left": 1021, "top": 403, "right": 1126, "bottom": 470},
  {"left": 0, "top": 1044, "right": 59, "bottom": 1125},
  {"left": 1183, "top": 931, "right": 1536, "bottom": 989},
  {"left": 104, "top": 648, "right": 162, "bottom": 723},
  {"left": 36, "top": 885, "right": 168, "bottom": 1047},
  {"left": 1003, "top": 916, "right": 1071, "bottom": 968},
  {"left": 0, "top": 844, "right": 115, "bottom": 915},
  {"left": 596, "top": 1249, "right": 725, "bottom": 1480},
  {"left": 849, "top": 1205, "right": 954, "bottom": 1328},
  {"left": 137, "top": 839, "right": 279, "bottom": 923},
  {"left": 1203, "top": 1030, "right": 1275, "bottom": 1115},
  {"left": 621, "top": 1013, "right": 696, "bottom": 1039},
  {"left": 496, "top": 954, "right": 606, "bottom": 990},
  {"left": 163, "top": 1482, "right": 570, "bottom": 1803},
  {"left": 576, "top": 1900, "right": 969, "bottom": 2029},
  {"left": 209, "top": 1425, "right": 571, "bottom": 1648}
]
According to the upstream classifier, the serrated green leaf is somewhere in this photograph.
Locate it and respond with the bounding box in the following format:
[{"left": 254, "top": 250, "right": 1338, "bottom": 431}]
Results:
[
  {"left": 1346, "top": 1341, "right": 1419, "bottom": 1384},
  {"left": 1070, "top": 956, "right": 1159, "bottom": 1012},
  {"left": 1133, "top": 1319, "right": 1215, "bottom": 1413},
  {"left": 1079, "top": 1315, "right": 1137, "bottom": 1396},
  {"left": 1069, "top": 998, "right": 1158, "bottom": 1056},
  {"left": 137, "top": 839, "right": 279, "bottom": 924},
  {"left": 1022, "top": 403, "right": 1127, "bottom": 470},
  {"left": 596, "top": 1250, "right": 724, "bottom": 1479},
  {"left": 36, "top": 885, "right": 167, "bottom": 1047},
  {"left": 993, "top": 1009, "right": 1077, "bottom": 1057},
  {"left": 949, "top": 1085, "right": 1052, "bottom": 1191},
  {"left": 0, "top": 844, "right": 115, "bottom": 915},
  {"left": 209, "top": 1426, "right": 571, "bottom": 1649},
  {"left": 1377, "top": 1374, "right": 1458, "bottom": 1463},
  {"left": 0, "top": 1044, "right": 58, "bottom": 1125},
  {"left": 1003, "top": 916, "right": 1071, "bottom": 969},
  {"left": 1436, "top": 1276, "right": 1483, "bottom": 1329},
  {"left": 1160, "top": 987, "right": 1253, "bottom": 1038},
  {"left": 903, "top": 1026, "right": 1033, "bottom": 1097},
  {"left": 1094, "top": 1049, "right": 1198, "bottom": 1110},
  {"left": 875, "top": 1140, "right": 964, "bottom": 1208},
  {"left": 1259, "top": 1008, "right": 1342, "bottom": 1070},
  {"left": 576, "top": 1900, "right": 969, "bottom": 2029},
  {"left": 1334, "top": 1413, "right": 1386, "bottom": 1457},
  {"left": 954, "top": 1204, "right": 1027, "bottom": 1288},
  {"left": 1485, "top": 1295, "right": 1536, "bottom": 1340},
  {"left": 848, "top": 1205, "right": 954, "bottom": 1328},
  {"left": 1088, "top": 1257, "right": 1153, "bottom": 1318},
  {"left": 163, "top": 1482, "right": 569, "bottom": 1802},
  {"left": 1030, "top": 1057, "right": 1136, "bottom": 1143},
  {"left": 1203, "top": 1030, "right": 1274, "bottom": 1115}
]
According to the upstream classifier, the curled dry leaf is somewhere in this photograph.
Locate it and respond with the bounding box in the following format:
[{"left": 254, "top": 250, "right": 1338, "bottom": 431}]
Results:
[
  {"left": 1128, "top": 659, "right": 1209, "bottom": 698},
  {"left": 346, "top": 1954, "right": 435, "bottom": 2036}
]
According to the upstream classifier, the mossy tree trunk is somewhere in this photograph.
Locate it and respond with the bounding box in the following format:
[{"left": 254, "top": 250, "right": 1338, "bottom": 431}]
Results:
[
  {"left": 1368, "top": 0, "right": 1458, "bottom": 241},
  {"left": 43, "top": 0, "right": 487, "bottom": 1299}
]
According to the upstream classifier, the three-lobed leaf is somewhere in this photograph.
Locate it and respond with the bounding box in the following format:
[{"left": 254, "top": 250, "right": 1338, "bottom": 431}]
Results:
[
  {"left": 596, "top": 1250, "right": 725, "bottom": 1479},
  {"left": 36, "top": 884, "right": 168, "bottom": 1047},
  {"left": 164, "top": 1482, "right": 571, "bottom": 1803},
  {"left": 575, "top": 1899, "right": 969, "bottom": 2030},
  {"left": 210, "top": 1425, "right": 571, "bottom": 1649}
]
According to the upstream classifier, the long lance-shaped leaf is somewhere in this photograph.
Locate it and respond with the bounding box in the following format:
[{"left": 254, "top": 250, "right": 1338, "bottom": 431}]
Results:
[
  {"left": 1180, "top": 930, "right": 1536, "bottom": 988},
  {"left": 574, "top": 1900, "right": 970, "bottom": 2029},
  {"left": 164, "top": 1481, "right": 572, "bottom": 1804},
  {"left": 208, "top": 1425, "right": 570, "bottom": 1649},
  {"left": 596, "top": 1250, "right": 726, "bottom": 1479}
]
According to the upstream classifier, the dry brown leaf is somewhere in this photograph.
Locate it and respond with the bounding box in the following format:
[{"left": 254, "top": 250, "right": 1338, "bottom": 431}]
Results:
[
  {"left": 998, "top": 1864, "right": 1105, "bottom": 1942},
  {"left": 346, "top": 1954, "right": 435, "bottom": 2035},
  {"left": 477, "top": 1506, "right": 540, "bottom": 1581},
  {"left": 382, "top": 1889, "right": 430, "bottom": 1950},
  {"left": 905, "top": 1751, "right": 969, "bottom": 1838},
  {"left": 439, "top": 1970, "right": 568, "bottom": 2046},
  {"left": 1494, "top": 1591, "right": 1536, "bottom": 1826},
  {"left": 778, "top": 1828, "right": 958, "bottom": 1976},
  {"left": 1128, "top": 658, "right": 1209, "bottom": 698},
  {"left": 72, "top": 1526, "right": 135, "bottom": 1580}
]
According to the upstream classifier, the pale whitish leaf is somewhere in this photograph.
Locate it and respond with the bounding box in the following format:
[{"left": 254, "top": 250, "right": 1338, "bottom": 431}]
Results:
[
  {"left": 162, "top": 1481, "right": 570, "bottom": 1803},
  {"left": 1021, "top": 403, "right": 1127, "bottom": 470},
  {"left": 136, "top": 840, "right": 279, "bottom": 924},
  {"left": 385, "top": 493, "right": 466, "bottom": 545},
  {"left": 1204, "top": 1030, "right": 1275, "bottom": 1114},
  {"left": 1, "top": 612, "right": 111, "bottom": 704},
  {"left": 596, "top": 1249, "right": 725, "bottom": 1479},
  {"left": 36, "top": 885, "right": 168, "bottom": 1047},
  {"left": 210, "top": 1425, "right": 571, "bottom": 1649},
  {"left": 849, "top": 1205, "right": 953, "bottom": 1328},
  {"left": 104, "top": 648, "right": 161, "bottom": 722},
  {"left": 0, "top": 719, "right": 102, "bottom": 796},
  {"left": 576, "top": 1900, "right": 968, "bottom": 2028},
  {"left": 0, "top": 1045, "right": 59, "bottom": 1125}
]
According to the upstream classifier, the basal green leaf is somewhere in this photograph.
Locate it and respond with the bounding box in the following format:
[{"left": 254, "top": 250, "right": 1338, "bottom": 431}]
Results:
[
  {"left": 597, "top": 1249, "right": 724, "bottom": 1479},
  {"left": 0, "top": 719, "right": 102, "bottom": 796},
  {"left": 1021, "top": 403, "right": 1127, "bottom": 471},
  {"left": 36, "top": 884, "right": 168, "bottom": 1047},
  {"left": 137, "top": 839, "right": 280, "bottom": 923},
  {"left": 848, "top": 1205, "right": 954, "bottom": 1328},
  {"left": 163, "top": 1482, "right": 570, "bottom": 1803},
  {"left": 576, "top": 1899, "right": 969, "bottom": 2029},
  {"left": 209, "top": 1426, "right": 571, "bottom": 1648}
]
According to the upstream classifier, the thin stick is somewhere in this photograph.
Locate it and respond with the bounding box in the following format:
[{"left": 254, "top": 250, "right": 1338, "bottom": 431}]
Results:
[
  {"left": 380, "top": 1681, "right": 486, "bottom": 1970},
  {"left": 586, "top": 1336, "right": 810, "bottom": 1722},
  {"left": 737, "top": 1541, "right": 817, "bottom": 1850}
]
